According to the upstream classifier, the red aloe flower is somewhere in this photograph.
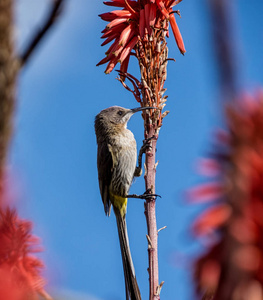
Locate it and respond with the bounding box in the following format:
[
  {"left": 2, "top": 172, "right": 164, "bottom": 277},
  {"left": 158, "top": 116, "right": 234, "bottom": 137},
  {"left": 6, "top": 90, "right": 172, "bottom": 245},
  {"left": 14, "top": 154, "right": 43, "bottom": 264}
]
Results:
[
  {"left": 97, "top": 0, "right": 186, "bottom": 74},
  {"left": 0, "top": 207, "right": 50, "bottom": 300},
  {"left": 193, "top": 91, "right": 263, "bottom": 300}
]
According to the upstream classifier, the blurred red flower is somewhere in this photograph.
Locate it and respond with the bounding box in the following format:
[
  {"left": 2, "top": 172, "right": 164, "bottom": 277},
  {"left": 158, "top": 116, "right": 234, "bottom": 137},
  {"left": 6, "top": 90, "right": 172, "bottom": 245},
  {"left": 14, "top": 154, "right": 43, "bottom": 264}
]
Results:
[
  {"left": 193, "top": 92, "right": 263, "bottom": 300},
  {"left": 0, "top": 207, "right": 49, "bottom": 300}
]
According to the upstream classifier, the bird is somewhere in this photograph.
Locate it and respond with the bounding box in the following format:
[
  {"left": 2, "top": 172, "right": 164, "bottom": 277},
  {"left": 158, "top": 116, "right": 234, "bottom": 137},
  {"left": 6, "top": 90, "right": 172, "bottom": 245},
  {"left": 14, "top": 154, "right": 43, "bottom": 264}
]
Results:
[{"left": 94, "top": 105, "right": 155, "bottom": 300}]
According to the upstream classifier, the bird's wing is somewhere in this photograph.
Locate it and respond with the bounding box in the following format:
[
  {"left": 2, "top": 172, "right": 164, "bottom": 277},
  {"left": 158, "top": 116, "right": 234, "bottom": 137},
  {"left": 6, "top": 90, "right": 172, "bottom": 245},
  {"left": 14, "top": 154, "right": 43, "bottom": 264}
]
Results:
[{"left": 97, "top": 142, "right": 114, "bottom": 216}]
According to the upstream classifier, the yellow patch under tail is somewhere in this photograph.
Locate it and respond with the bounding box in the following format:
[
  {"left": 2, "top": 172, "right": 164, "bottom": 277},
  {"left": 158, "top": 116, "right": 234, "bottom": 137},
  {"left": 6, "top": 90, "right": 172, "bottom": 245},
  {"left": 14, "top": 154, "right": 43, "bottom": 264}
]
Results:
[{"left": 110, "top": 192, "right": 127, "bottom": 218}]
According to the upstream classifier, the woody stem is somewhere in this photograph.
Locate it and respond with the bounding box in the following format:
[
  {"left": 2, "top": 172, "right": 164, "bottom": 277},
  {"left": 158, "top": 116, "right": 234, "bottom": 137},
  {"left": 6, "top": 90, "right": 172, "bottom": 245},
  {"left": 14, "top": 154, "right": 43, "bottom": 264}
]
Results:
[
  {"left": 144, "top": 125, "right": 159, "bottom": 300},
  {"left": 0, "top": 0, "right": 17, "bottom": 181}
]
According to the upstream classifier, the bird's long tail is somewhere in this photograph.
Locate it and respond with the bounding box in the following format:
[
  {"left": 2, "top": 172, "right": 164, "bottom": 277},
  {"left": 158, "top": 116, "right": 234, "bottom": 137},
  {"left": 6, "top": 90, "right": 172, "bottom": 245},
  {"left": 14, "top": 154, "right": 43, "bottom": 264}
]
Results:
[{"left": 113, "top": 206, "right": 141, "bottom": 300}]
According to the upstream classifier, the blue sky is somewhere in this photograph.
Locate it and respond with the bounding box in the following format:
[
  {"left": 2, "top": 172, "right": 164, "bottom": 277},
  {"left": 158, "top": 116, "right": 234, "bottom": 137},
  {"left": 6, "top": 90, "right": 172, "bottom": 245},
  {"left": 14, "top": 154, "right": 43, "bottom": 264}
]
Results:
[{"left": 10, "top": 0, "right": 263, "bottom": 299}]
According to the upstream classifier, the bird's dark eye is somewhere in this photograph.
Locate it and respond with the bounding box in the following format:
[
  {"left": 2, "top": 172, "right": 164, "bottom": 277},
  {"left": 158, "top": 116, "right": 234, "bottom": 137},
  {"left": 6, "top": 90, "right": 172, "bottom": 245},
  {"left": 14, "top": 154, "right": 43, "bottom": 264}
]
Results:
[{"left": 117, "top": 110, "right": 123, "bottom": 116}]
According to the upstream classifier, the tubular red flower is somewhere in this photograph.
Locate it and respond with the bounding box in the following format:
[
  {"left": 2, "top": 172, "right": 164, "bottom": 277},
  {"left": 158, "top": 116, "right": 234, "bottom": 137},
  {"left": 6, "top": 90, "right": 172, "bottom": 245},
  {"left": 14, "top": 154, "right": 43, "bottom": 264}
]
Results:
[
  {"left": 101, "top": 32, "right": 119, "bottom": 46},
  {"left": 139, "top": 8, "right": 146, "bottom": 38},
  {"left": 120, "top": 53, "right": 131, "bottom": 80},
  {"left": 103, "top": 0, "right": 137, "bottom": 8},
  {"left": 113, "top": 44, "right": 125, "bottom": 57},
  {"left": 99, "top": 10, "right": 132, "bottom": 21},
  {"left": 123, "top": 0, "right": 137, "bottom": 15},
  {"left": 149, "top": 4, "right": 157, "bottom": 28},
  {"left": 119, "top": 36, "right": 138, "bottom": 63},
  {"left": 169, "top": 10, "right": 186, "bottom": 54},
  {"left": 105, "top": 56, "right": 119, "bottom": 74},
  {"left": 144, "top": 3, "right": 152, "bottom": 36},
  {"left": 96, "top": 53, "right": 115, "bottom": 66},
  {"left": 156, "top": 0, "right": 170, "bottom": 18},
  {"left": 105, "top": 38, "right": 122, "bottom": 55},
  {"left": 119, "top": 23, "right": 133, "bottom": 46},
  {"left": 106, "top": 17, "right": 129, "bottom": 29},
  {"left": 101, "top": 22, "right": 127, "bottom": 38}
]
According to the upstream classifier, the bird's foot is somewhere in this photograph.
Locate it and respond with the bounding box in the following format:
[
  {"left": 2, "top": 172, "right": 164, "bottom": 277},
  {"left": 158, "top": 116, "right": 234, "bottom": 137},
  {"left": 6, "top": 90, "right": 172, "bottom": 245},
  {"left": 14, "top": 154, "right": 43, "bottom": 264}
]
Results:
[
  {"left": 127, "top": 189, "right": 161, "bottom": 200},
  {"left": 134, "top": 136, "right": 157, "bottom": 177},
  {"left": 141, "top": 136, "right": 156, "bottom": 153}
]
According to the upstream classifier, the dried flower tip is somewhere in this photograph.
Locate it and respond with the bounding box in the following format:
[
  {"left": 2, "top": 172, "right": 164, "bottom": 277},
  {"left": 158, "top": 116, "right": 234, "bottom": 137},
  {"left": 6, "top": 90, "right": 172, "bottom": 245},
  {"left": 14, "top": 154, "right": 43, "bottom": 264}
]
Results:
[
  {"left": 161, "top": 111, "right": 169, "bottom": 118},
  {"left": 159, "top": 103, "right": 166, "bottom": 110},
  {"left": 156, "top": 281, "right": 165, "bottom": 296},
  {"left": 160, "top": 98, "right": 167, "bottom": 104},
  {"left": 159, "top": 88, "right": 167, "bottom": 96}
]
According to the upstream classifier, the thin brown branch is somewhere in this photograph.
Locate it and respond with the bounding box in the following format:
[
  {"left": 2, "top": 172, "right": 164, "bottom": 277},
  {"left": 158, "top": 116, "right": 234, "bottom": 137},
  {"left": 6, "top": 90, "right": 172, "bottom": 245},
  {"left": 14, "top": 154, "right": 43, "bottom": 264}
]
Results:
[
  {"left": 157, "top": 226, "right": 167, "bottom": 233},
  {"left": 19, "top": 0, "right": 65, "bottom": 68},
  {"left": 208, "top": 0, "right": 238, "bottom": 99},
  {"left": 116, "top": 70, "right": 143, "bottom": 87},
  {"left": 116, "top": 76, "right": 142, "bottom": 102}
]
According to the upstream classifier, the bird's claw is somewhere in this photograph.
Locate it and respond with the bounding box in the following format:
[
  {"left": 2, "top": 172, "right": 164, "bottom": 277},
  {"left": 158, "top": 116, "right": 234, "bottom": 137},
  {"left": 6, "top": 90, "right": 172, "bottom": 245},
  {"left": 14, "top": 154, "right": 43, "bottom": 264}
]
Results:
[
  {"left": 141, "top": 136, "right": 155, "bottom": 152},
  {"left": 141, "top": 193, "right": 161, "bottom": 200},
  {"left": 127, "top": 189, "right": 161, "bottom": 200},
  {"left": 142, "top": 188, "right": 161, "bottom": 199}
]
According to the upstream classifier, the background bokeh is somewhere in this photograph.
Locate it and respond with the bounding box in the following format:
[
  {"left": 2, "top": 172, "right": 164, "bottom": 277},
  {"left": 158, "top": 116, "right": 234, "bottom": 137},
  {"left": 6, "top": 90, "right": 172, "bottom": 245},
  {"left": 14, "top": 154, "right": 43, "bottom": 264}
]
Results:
[{"left": 10, "top": 0, "right": 263, "bottom": 299}]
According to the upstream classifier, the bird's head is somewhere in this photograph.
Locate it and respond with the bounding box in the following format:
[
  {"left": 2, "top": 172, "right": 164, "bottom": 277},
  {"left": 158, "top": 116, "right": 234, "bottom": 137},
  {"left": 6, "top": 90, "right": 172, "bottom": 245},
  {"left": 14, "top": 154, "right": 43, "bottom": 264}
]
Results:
[{"left": 95, "top": 106, "right": 156, "bottom": 130}]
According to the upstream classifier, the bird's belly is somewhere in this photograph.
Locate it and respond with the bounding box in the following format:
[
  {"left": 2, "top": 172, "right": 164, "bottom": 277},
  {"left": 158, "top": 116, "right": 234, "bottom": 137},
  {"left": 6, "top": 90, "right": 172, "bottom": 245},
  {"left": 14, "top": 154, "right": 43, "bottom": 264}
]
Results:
[{"left": 110, "top": 135, "right": 137, "bottom": 198}]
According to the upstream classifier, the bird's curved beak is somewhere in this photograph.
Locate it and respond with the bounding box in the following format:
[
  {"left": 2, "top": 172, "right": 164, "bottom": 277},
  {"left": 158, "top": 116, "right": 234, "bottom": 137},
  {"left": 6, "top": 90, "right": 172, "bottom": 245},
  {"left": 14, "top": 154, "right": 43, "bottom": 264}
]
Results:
[{"left": 130, "top": 107, "right": 157, "bottom": 114}]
